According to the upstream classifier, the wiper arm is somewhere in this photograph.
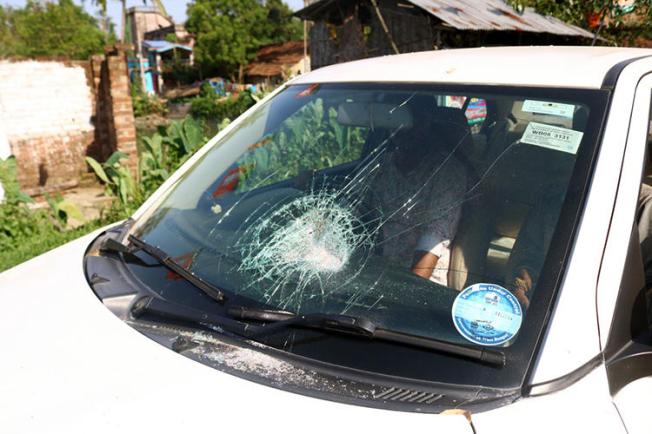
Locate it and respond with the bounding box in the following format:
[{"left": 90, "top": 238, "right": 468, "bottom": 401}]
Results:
[
  {"left": 101, "top": 235, "right": 227, "bottom": 304},
  {"left": 227, "top": 306, "right": 506, "bottom": 367}
]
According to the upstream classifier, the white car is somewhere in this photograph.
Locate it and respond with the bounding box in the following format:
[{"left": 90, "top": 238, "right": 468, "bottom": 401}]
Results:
[{"left": 3, "top": 46, "right": 652, "bottom": 434}]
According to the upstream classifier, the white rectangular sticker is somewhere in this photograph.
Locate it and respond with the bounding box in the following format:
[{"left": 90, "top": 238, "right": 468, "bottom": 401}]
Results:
[
  {"left": 522, "top": 100, "right": 575, "bottom": 118},
  {"left": 520, "top": 122, "right": 583, "bottom": 154}
]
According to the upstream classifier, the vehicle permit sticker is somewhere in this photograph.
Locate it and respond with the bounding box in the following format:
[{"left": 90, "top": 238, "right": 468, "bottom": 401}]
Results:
[
  {"left": 522, "top": 100, "right": 575, "bottom": 118},
  {"left": 452, "top": 283, "right": 523, "bottom": 346},
  {"left": 520, "top": 122, "right": 583, "bottom": 155}
]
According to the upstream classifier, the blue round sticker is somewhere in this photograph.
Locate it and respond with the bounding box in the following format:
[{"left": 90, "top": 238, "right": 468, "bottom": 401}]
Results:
[{"left": 451, "top": 283, "right": 523, "bottom": 346}]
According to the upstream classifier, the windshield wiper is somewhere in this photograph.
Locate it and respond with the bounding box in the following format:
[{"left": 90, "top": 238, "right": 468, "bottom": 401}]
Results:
[
  {"left": 227, "top": 305, "right": 505, "bottom": 367},
  {"left": 131, "top": 296, "right": 504, "bottom": 367},
  {"left": 100, "top": 235, "right": 227, "bottom": 304}
]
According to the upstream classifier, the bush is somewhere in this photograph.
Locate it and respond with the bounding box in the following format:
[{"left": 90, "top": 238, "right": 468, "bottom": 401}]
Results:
[
  {"left": 0, "top": 157, "right": 101, "bottom": 272},
  {"left": 0, "top": 158, "right": 51, "bottom": 253},
  {"left": 131, "top": 82, "right": 168, "bottom": 118},
  {"left": 86, "top": 117, "right": 209, "bottom": 217},
  {"left": 190, "top": 87, "right": 256, "bottom": 122},
  {"left": 85, "top": 151, "right": 142, "bottom": 217},
  {"left": 162, "top": 60, "right": 201, "bottom": 88},
  {"left": 0, "top": 219, "right": 107, "bottom": 273}
]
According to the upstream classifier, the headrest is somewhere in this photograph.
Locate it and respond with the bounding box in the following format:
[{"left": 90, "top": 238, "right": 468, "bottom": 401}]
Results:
[
  {"left": 430, "top": 106, "right": 471, "bottom": 131},
  {"left": 337, "top": 102, "right": 413, "bottom": 129},
  {"left": 428, "top": 106, "right": 471, "bottom": 150}
]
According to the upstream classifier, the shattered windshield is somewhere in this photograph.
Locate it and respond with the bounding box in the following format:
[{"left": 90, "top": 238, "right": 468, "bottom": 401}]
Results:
[{"left": 131, "top": 83, "right": 605, "bottom": 359}]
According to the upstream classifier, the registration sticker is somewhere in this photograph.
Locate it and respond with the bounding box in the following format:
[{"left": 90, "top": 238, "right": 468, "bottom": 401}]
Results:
[
  {"left": 522, "top": 100, "right": 575, "bottom": 118},
  {"left": 452, "top": 283, "right": 523, "bottom": 346},
  {"left": 520, "top": 122, "right": 583, "bottom": 154}
]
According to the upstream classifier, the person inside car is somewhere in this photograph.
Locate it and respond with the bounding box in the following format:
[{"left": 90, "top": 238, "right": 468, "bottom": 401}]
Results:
[{"left": 368, "top": 97, "right": 468, "bottom": 286}]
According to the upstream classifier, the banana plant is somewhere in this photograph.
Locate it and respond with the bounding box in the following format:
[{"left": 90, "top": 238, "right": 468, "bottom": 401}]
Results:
[
  {"left": 139, "top": 133, "right": 170, "bottom": 193},
  {"left": 86, "top": 151, "right": 142, "bottom": 212},
  {"left": 160, "top": 117, "right": 207, "bottom": 166},
  {"left": 44, "top": 193, "right": 85, "bottom": 227}
]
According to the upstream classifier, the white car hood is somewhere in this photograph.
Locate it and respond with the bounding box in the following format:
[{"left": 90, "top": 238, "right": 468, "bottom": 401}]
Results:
[{"left": 0, "top": 231, "right": 472, "bottom": 433}]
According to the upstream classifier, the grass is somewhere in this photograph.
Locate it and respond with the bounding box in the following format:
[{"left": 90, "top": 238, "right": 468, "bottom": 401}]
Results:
[{"left": 0, "top": 219, "right": 108, "bottom": 273}]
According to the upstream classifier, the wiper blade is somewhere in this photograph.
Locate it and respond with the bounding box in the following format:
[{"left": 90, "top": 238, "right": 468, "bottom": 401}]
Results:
[
  {"left": 131, "top": 297, "right": 504, "bottom": 367},
  {"left": 228, "top": 306, "right": 505, "bottom": 367},
  {"left": 101, "top": 235, "right": 227, "bottom": 304}
]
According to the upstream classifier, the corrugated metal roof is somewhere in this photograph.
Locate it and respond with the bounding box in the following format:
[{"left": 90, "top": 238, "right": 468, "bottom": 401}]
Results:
[
  {"left": 142, "top": 40, "right": 193, "bottom": 53},
  {"left": 409, "top": 0, "right": 594, "bottom": 37},
  {"left": 296, "top": 0, "right": 595, "bottom": 39}
]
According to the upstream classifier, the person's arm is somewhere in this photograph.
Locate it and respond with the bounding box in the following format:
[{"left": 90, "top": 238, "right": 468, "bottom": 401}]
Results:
[
  {"left": 511, "top": 268, "right": 532, "bottom": 309},
  {"left": 412, "top": 251, "right": 439, "bottom": 279},
  {"left": 412, "top": 159, "right": 466, "bottom": 281},
  {"left": 506, "top": 183, "right": 565, "bottom": 308}
]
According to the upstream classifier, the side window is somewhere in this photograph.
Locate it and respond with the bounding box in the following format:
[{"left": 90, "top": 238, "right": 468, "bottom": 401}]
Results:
[
  {"left": 235, "top": 98, "right": 367, "bottom": 192},
  {"left": 635, "top": 105, "right": 652, "bottom": 325},
  {"left": 606, "top": 97, "right": 652, "bottom": 397}
]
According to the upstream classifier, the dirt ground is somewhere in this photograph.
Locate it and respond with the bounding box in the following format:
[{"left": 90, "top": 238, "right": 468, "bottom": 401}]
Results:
[{"left": 29, "top": 185, "right": 113, "bottom": 228}]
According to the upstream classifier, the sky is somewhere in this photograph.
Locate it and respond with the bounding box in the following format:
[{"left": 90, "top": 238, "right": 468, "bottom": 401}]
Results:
[{"left": 0, "top": 0, "right": 305, "bottom": 34}]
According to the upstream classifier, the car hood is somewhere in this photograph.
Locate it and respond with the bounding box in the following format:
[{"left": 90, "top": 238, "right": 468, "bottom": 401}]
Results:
[{"left": 0, "top": 231, "right": 473, "bottom": 433}]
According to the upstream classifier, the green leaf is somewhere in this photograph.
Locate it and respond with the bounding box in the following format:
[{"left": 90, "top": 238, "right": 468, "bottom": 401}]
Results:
[
  {"left": 105, "top": 151, "right": 128, "bottom": 167},
  {"left": 15, "top": 191, "right": 34, "bottom": 204},
  {"left": 118, "top": 176, "right": 128, "bottom": 205},
  {"left": 57, "top": 200, "right": 85, "bottom": 223},
  {"left": 152, "top": 168, "right": 170, "bottom": 178},
  {"left": 85, "top": 157, "right": 111, "bottom": 184}
]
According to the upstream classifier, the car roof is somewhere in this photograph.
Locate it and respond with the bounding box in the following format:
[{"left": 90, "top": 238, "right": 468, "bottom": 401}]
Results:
[{"left": 293, "top": 46, "right": 652, "bottom": 89}]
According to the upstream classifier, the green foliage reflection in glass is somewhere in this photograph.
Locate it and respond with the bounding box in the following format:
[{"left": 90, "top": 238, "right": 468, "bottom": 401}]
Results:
[{"left": 236, "top": 99, "right": 367, "bottom": 191}]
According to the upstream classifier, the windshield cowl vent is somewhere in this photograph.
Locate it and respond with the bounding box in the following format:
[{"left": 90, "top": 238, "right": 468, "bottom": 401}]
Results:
[{"left": 372, "top": 387, "right": 444, "bottom": 404}]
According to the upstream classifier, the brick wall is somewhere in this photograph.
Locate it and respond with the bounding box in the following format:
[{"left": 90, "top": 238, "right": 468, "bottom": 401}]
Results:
[
  {"left": 0, "top": 45, "right": 137, "bottom": 195},
  {"left": 0, "top": 61, "right": 94, "bottom": 194}
]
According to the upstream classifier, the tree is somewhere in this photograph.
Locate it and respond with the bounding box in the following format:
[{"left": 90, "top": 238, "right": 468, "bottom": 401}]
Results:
[
  {"left": 0, "top": 7, "right": 19, "bottom": 59},
  {"left": 0, "top": 0, "right": 107, "bottom": 60},
  {"left": 92, "top": 0, "right": 136, "bottom": 43},
  {"left": 186, "top": 0, "right": 302, "bottom": 81},
  {"left": 263, "top": 0, "right": 302, "bottom": 43},
  {"left": 509, "top": 0, "right": 652, "bottom": 44}
]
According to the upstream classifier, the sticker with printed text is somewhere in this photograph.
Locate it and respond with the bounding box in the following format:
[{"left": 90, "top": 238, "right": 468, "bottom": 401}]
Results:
[
  {"left": 522, "top": 100, "right": 575, "bottom": 118},
  {"left": 520, "top": 122, "right": 583, "bottom": 154},
  {"left": 452, "top": 283, "right": 523, "bottom": 346}
]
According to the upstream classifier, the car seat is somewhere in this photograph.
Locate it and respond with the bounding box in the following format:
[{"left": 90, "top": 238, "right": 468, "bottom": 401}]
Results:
[{"left": 448, "top": 113, "right": 578, "bottom": 290}]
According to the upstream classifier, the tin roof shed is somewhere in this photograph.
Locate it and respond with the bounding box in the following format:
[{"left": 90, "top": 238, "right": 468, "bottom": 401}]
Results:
[
  {"left": 408, "top": 0, "right": 592, "bottom": 37},
  {"left": 296, "top": 0, "right": 595, "bottom": 70},
  {"left": 297, "top": 0, "right": 593, "bottom": 38}
]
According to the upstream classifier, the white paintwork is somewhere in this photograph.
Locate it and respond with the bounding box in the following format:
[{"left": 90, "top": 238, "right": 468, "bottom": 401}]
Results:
[
  {"left": 530, "top": 57, "right": 652, "bottom": 384},
  {"left": 6, "top": 47, "right": 652, "bottom": 432},
  {"left": 474, "top": 367, "right": 626, "bottom": 434},
  {"left": 0, "top": 233, "right": 472, "bottom": 433},
  {"left": 614, "top": 376, "right": 652, "bottom": 434},
  {"left": 292, "top": 46, "right": 652, "bottom": 89},
  {"left": 596, "top": 72, "right": 652, "bottom": 348}
]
